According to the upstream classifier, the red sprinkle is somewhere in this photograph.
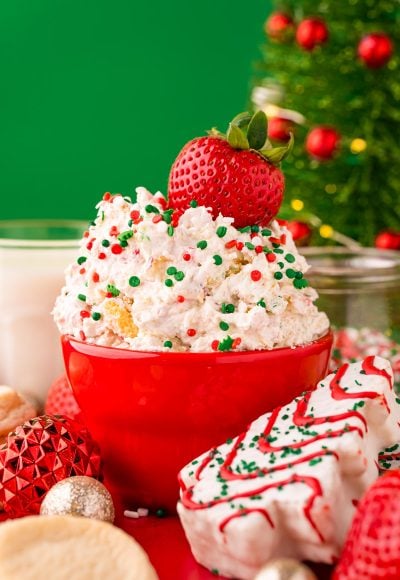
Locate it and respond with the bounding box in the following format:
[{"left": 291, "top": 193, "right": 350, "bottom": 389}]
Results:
[
  {"left": 79, "top": 330, "right": 86, "bottom": 341},
  {"left": 177, "top": 295, "right": 185, "bottom": 303},
  {"left": 86, "top": 241, "right": 93, "bottom": 250},
  {"left": 236, "top": 241, "right": 244, "bottom": 251},
  {"left": 83, "top": 230, "right": 90, "bottom": 238},
  {"left": 155, "top": 196, "right": 167, "bottom": 209},
  {"left": 79, "top": 268, "right": 86, "bottom": 275},
  {"left": 251, "top": 270, "right": 262, "bottom": 281},
  {"left": 225, "top": 240, "right": 237, "bottom": 249},
  {"left": 130, "top": 210, "right": 141, "bottom": 224},
  {"left": 109, "top": 226, "right": 119, "bottom": 237},
  {"left": 255, "top": 245, "right": 263, "bottom": 254},
  {"left": 266, "top": 253, "right": 276, "bottom": 263},
  {"left": 80, "top": 310, "right": 90, "bottom": 319},
  {"left": 183, "top": 253, "right": 191, "bottom": 261},
  {"left": 106, "top": 292, "right": 113, "bottom": 298},
  {"left": 211, "top": 340, "right": 219, "bottom": 351},
  {"left": 103, "top": 192, "right": 112, "bottom": 201},
  {"left": 111, "top": 244, "right": 123, "bottom": 255},
  {"left": 250, "top": 232, "right": 259, "bottom": 239},
  {"left": 187, "top": 328, "right": 196, "bottom": 337},
  {"left": 232, "top": 338, "right": 242, "bottom": 349},
  {"left": 92, "top": 272, "right": 100, "bottom": 283},
  {"left": 98, "top": 252, "right": 106, "bottom": 260},
  {"left": 172, "top": 211, "right": 182, "bottom": 227},
  {"left": 152, "top": 215, "right": 163, "bottom": 224}
]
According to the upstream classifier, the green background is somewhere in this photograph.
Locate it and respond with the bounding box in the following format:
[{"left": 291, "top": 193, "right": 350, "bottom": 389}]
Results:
[{"left": 0, "top": 1, "right": 270, "bottom": 221}]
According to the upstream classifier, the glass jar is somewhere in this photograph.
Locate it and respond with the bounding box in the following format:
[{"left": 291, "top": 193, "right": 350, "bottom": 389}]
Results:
[{"left": 302, "top": 246, "right": 400, "bottom": 389}]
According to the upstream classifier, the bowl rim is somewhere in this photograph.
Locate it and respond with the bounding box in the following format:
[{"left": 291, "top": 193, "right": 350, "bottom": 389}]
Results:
[{"left": 62, "top": 330, "right": 333, "bottom": 362}]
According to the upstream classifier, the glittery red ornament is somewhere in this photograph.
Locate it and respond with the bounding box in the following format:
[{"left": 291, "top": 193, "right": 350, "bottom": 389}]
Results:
[
  {"left": 0, "top": 415, "right": 102, "bottom": 518},
  {"left": 358, "top": 33, "right": 393, "bottom": 69},
  {"left": 306, "top": 126, "right": 341, "bottom": 160},
  {"left": 268, "top": 117, "right": 293, "bottom": 142},
  {"left": 265, "top": 12, "right": 294, "bottom": 42},
  {"left": 45, "top": 375, "right": 82, "bottom": 422},
  {"left": 375, "top": 230, "right": 400, "bottom": 250},
  {"left": 296, "top": 18, "right": 329, "bottom": 51}
]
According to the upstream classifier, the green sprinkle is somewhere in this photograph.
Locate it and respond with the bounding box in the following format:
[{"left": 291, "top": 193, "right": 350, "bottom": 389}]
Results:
[
  {"left": 145, "top": 204, "right": 160, "bottom": 214},
  {"left": 174, "top": 271, "right": 185, "bottom": 281},
  {"left": 197, "top": 240, "right": 207, "bottom": 249},
  {"left": 278, "top": 262, "right": 285, "bottom": 269},
  {"left": 286, "top": 269, "right": 297, "bottom": 279},
  {"left": 218, "top": 336, "right": 234, "bottom": 351},
  {"left": 250, "top": 225, "right": 260, "bottom": 232},
  {"left": 167, "top": 225, "right": 174, "bottom": 237},
  {"left": 309, "top": 458, "right": 323, "bottom": 466},
  {"left": 213, "top": 255, "right": 223, "bottom": 265},
  {"left": 295, "top": 271, "right": 304, "bottom": 279},
  {"left": 164, "top": 340, "right": 172, "bottom": 348},
  {"left": 106, "top": 284, "right": 120, "bottom": 297},
  {"left": 245, "top": 242, "right": 255, "bottom": 250},
  {"left": 189, "top": 199, "right": 198, "bottom": 208},
  {"left": 294, "top": 278, "right": 309, "bottom": 289},
  {"left": 77, "top": 294, "right": 86, "bottom": 302},
  {"left": 274, "top": 272, "right": 283, "bottom": 280},
  {"left": 285, "top": 253, "right": 295, "bottom": 263},
  {"left": 118, "top": 230, "right": 133, "bottom": 243},
  {"left": 257, "top": 299, "right": 266, "bottom": 308},
  {"left": 162, "top": 209, "right": 173, "bottom": 224},
  {"left": 219, "top": 321, "right": 229, "bottom": 331},
  {"left": 101, "top": 239, "right": 110, "bottom": 247},
  {"left": 221, "top": 303, "right": 235, "bottom": 313},
  {"left": 129, "top": 276, "right": 141, "bottom": 287},
  {"left": 216, "top": 226, "right": 227, "bottom": 238},
  {"left": 165, "top": 279, "right": 174, "bottom": 287},
  {"left": 128, "top": 219, "right": 133, "bottom": 227},
  {"left": 261, "top": 228, "right": 272, "bottom": 236},
  {"left": 282, "top": 414, "right": 289, "bottom": 420},
  {"left": 238, "top": 226, "right": 251, "bottom": 233},
  {"left": 273, "top": 248, "right": 284, "bottom": 254},
  {"left": 92, "top": 312, "right": 101, "bottom": 321},
  {"left": 77, "top": 256, "right": 87, "bottom": 265},
  {"left": 166, "top": 266, "right": 177, "bottom": 275}
]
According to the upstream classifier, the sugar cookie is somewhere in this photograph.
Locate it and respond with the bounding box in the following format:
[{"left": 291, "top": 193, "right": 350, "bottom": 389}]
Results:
[
  {"left": 0, "top": 515, "right": 158, "bottom": 580},
  {"left": 0, "top": 385, "right": 36, "bottom": 442}
]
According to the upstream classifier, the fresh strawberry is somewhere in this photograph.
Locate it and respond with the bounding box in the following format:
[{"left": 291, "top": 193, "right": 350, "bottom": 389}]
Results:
[
  {"left": 167, "top": 111, "right": 293, "bottom": 228},
  {"left": 333, "top": 471, "right": 400, "bottom": 580},
  {"left": 45, "top": 374, "right": 82, "bottom": 422}
]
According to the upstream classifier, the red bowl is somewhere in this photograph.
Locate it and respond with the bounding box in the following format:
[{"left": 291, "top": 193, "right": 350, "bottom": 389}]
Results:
[{"left": 62, "top": 332, "right": 332, "bottom": 513}]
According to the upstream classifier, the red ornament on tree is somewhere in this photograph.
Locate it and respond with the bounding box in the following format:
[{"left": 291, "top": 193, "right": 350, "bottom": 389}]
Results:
[
  {"left": 265, "top": 12, "right": 294, "bottom": 42},
  {"left": 306, "top": 126, "right": 341, "bottom": 160},
  {"left": 358, "top": 33, "right": 393, "bottom": 69},
  {"left": 286, "top": 220, "right": 312, "bottom": 245},
  {"left": 0, "top": 415, "right": 102, "bottom": 518},
  {"left": 296, "top": 18, "right": 329, "bottom": 51},
  {"left": 45, "top": 375, "right": 82, "bottom": 422},
  {"left": 375, "top": 230, "right": 400, "bottom": 250},
  {"left": 268, "top": 117, "right": 293, "bottom": 142}
]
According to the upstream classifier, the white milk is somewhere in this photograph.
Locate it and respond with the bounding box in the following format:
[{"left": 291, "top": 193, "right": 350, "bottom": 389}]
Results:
[{"left": 0, "top": 222, "right": 84, "bottom": 405}]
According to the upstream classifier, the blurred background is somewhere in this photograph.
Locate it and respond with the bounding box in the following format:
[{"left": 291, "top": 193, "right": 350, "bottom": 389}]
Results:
[{"left": 0, "top": 0, "right": 269, "bottom": 220}]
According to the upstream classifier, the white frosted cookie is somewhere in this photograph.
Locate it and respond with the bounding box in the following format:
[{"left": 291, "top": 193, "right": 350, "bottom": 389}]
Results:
[
  {"left": 0, "top": 515, "right": 158, "bottom": 580},
  {"left": 0, "top": 385, "right": 36, "bottom": 442},
  {"left": 177, "top": 356, "right": 400, "bottom": 579}
]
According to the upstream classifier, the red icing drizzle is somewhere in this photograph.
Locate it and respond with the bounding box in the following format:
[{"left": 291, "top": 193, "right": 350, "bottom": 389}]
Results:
[{"left": 180, "top": 357, "right": 393, "bottom": 545}]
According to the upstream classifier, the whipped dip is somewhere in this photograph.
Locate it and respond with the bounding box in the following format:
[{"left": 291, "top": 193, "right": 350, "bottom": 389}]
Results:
[{"left": 54, "top": 188, "right": 329, "bottom": 352}]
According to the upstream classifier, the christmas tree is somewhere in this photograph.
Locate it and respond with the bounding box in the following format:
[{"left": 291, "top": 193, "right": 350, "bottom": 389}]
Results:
[{"left": 252, "top": 0, "right": 400, "bottom": 247}]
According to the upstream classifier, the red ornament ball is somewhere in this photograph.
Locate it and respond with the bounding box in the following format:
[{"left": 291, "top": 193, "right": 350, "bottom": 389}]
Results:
[
  {"left": 265, "top": 12, "right": 294, "bottom": 41},
  {"left": 0, "top": 415, "right": 102, "bottom": 518},
  {"left": 375, "top": 230, "right": 400, "bottom": 250},
  {"left": 296, "top": 18, "right": 329, "bottom": 51},
  {"left": 306, "top": 126, "right": 341, "bottom": 160},
  {"left": 286, "top": 221, "right": 312, "bottom": 245},
  {"left": 45, "top": 375, "right": 82, "bottom": 422},
  {"left": 358, "top": 33, "right": 393, "bottom": 68},
  {"left": 268, "top": 117, "right": 293, "bottom": 142}
]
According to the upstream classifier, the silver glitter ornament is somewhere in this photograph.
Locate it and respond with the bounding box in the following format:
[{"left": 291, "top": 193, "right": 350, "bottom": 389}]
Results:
[
  {"left": 40, "top": 476, "right": 115, "bottom": 523},
  {"left": 254, "top": 559, "right": 317, "bottom": 580}
]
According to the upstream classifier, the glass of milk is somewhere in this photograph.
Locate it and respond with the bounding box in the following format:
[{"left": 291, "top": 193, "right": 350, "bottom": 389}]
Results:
[{"left": 0, "top": 220, "right": 86, "bottom": 406}]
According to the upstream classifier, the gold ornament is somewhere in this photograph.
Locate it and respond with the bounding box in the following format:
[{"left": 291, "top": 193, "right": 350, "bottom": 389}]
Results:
[
  {"left": 350, "top": 138, "right": 367, "bottom": 154},
  {"left": 40, "top": 476, "right": 115, "bottom": 523},
  {"left": 319, "top": 224, "right": 334, "bottom": 239},
  {"left": 254, "top": 558, "right": 317, "bottom": 580},
  {"left": 291, "top": 199, "right": 304, "bottom": 211}
]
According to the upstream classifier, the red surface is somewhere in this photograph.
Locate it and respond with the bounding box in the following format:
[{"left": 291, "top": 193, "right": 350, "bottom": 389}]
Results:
[{"left": 62, "top": 332, "right": 333, "bottom": 513}]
